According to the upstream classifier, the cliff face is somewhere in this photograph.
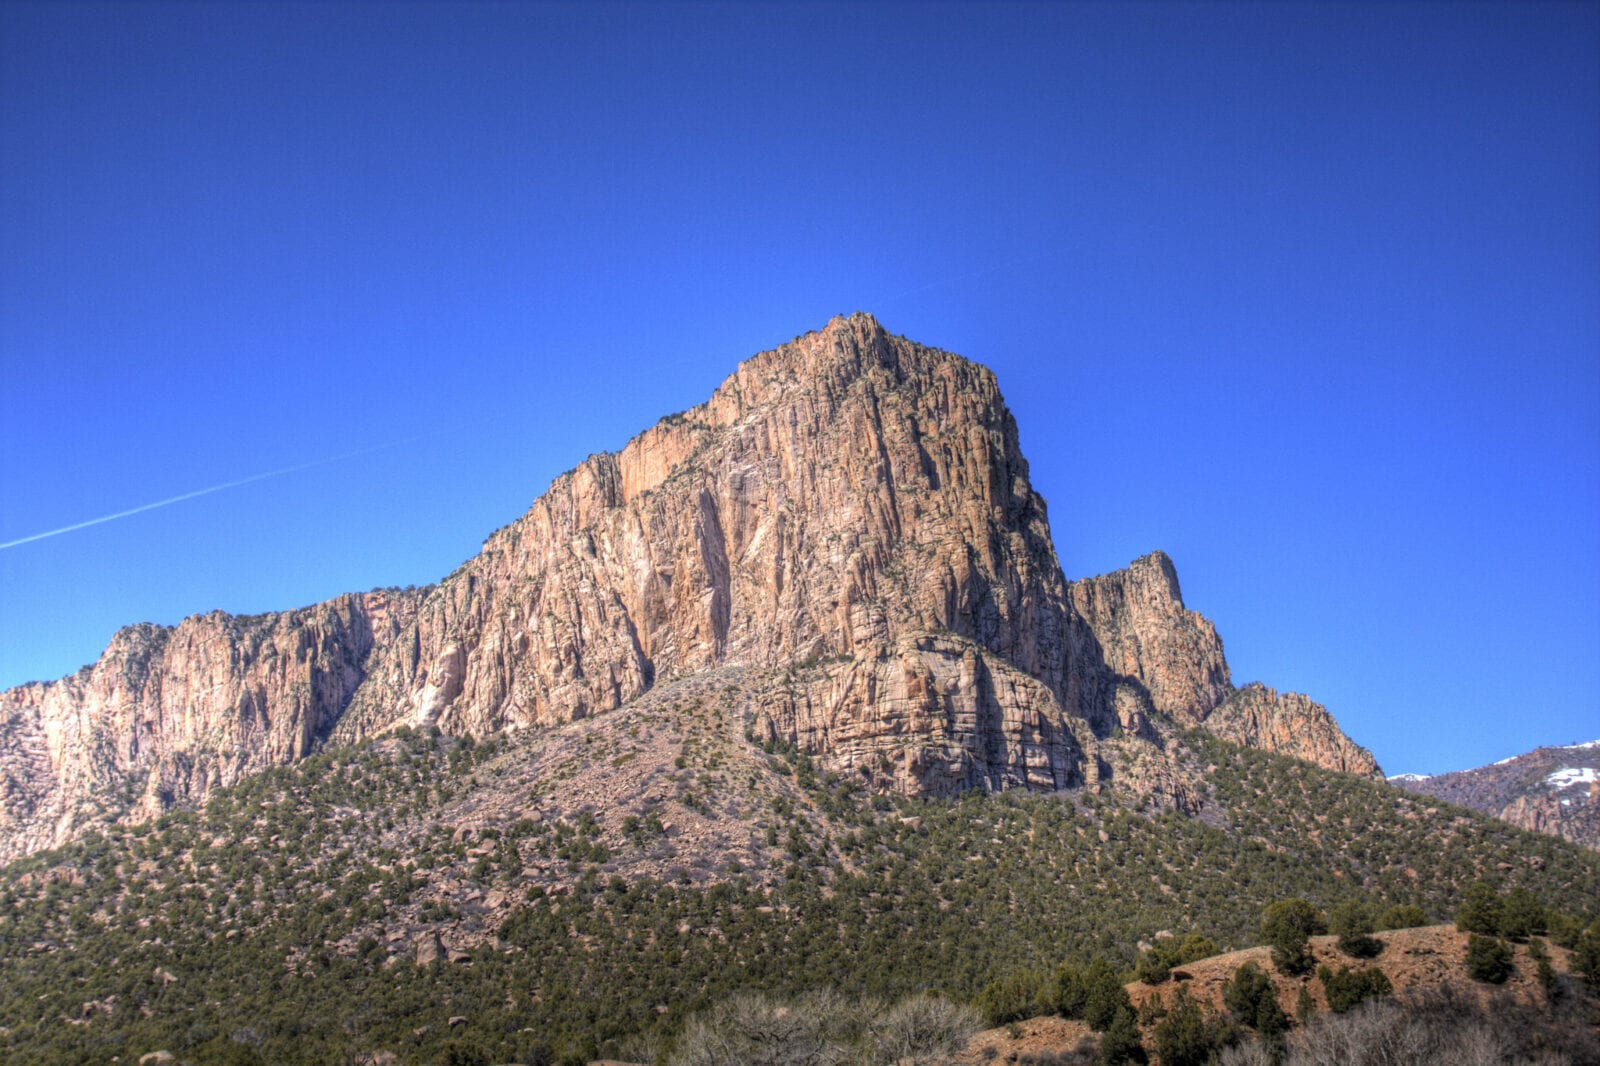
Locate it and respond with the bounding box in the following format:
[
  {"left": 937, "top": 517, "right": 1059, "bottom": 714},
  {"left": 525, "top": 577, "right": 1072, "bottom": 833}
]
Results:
[
  {"left": 1067, "top": 558, "right": 1379, "bottom": 781},
  {"left": 1070, "top": 552, "right": 1234, "bottom": 730},
  {"left": 338, "top": 315, "right": 1074, "bottom": 740},
  {"left": 330, "top": 315, "right": 1124, "bottom": 796},
  {"left": 1205, "top": 683, "right": 1382, "bottom": 779},
  {"left": 0, "top": 589, "right": 424, "bottom": 862},
  {"left": 0, "top": 314, "right": 1378, "bottom": 862}
]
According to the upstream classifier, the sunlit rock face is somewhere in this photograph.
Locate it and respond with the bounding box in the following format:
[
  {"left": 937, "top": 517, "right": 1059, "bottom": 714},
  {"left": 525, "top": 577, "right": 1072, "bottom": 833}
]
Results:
[
  {"left": 338, "top": 314, "right": 1077, "bottom": 736},
  {"left": 0, "top": 589, "right": 425, "bottom": 862},
  {"left": 1070, "top": 551, "right": 1235, "bottom": 731},
  {"left": 1203, "top": 684, "right": 1383, "bottom": 780},
  {"left": 0, "top": 313, "right": 1377, "bottom": 862}
]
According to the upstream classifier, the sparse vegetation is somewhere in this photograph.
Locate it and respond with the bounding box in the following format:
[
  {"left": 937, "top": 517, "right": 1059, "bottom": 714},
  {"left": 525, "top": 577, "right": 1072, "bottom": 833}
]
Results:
[
  {"left": 1574, "top": 921, "right": 1600, "bottom": 988},
  {"left": 1221, "top": 961, "right": 1288, "bottom": 1041},
  {"left": 669, "top": 989, "right": 979, "bottom": 1066},
  {"left": 1219, "top": 985, "right": 1599, "bottom": 1065},
  {"left": 976, "top": 970, "right": 1054, "bottom": 1027},
  {"left": 1327, "top": 898, "right": 1382, "bottom": 959},
  {"left": 1376, "top": 903, "right": 1428, "bottom": 930},
  {"left": 1133, "top": 933, "right": 1218, "bottom": 984},
  {"left": 1498, "top": 885, "right": 1546, "bottom": 941},
  {"left": 0, "top": 717, "right": 1596, "bottom": 1065},
  {"left": 1151, "top": 986, "right": 1234, "bottom": 1066},
  {"left": 1261, "top": 899, "right": 1325, "bottom": 976},
  {"left": 1455, "top": 880, "right": 1503, "bottom": 934}
]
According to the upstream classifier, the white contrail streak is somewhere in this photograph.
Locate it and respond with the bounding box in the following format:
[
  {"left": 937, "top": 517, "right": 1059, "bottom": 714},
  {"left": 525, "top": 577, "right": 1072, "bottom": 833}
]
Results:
[
  {"left": 879, "top": 252, "right": 1052, "bottom": 304},
  {"left": 0, "top": 438, "right": 422, "bottom": 551}
]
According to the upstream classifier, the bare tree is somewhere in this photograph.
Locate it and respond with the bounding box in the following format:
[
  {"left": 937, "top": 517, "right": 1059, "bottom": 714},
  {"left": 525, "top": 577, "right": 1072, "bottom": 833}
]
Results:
[
  {"left": 671, "top": 989, "right": 981, "bottom": 1066},
  {"left": 870, "top": 993, "right": 982, "bottom": 1065}
]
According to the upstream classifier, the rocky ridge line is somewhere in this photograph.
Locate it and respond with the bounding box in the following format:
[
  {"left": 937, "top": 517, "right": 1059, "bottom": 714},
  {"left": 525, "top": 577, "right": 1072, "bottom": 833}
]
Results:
[
  {"left": 0, "top": 314, "right": 1377, "bottom": 862},
  {"left": 0, "top": 589, "right": 425, "bottom": 862},
  {"left": 1393, "top": 741, "right": 1599, "bottom": 850}
]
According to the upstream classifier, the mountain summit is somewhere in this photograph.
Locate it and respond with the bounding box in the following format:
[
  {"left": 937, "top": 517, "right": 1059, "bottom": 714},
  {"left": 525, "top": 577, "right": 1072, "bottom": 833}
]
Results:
[{"left": 0, "top": 314, "right": 1376, "bottom": 861}]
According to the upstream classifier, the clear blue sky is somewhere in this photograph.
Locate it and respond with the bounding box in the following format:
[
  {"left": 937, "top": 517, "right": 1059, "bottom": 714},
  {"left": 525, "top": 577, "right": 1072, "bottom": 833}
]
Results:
[{"left": 2, "top": 2, "right": 1596, "bottom": 776}]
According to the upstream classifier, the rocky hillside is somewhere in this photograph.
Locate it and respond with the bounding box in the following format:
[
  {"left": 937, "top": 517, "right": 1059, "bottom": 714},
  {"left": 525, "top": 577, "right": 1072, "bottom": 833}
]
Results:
[
  {"left": 0, "top": 703, "right": 1592, "bottom": 1065},
  {"left": 1394, "top": 740, "right": 1600, "bottom": 850},
  {"left": 0, "top": 313, "right": 1377, "bottom": 863}
]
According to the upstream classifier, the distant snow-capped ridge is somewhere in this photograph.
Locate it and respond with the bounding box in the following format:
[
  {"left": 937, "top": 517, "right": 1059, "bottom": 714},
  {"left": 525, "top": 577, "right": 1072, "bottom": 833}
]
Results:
[
  {"left": 1389, "top": 738, "right": 1600, "bottom": 851},
  {"left": 1486, "top": 739, "right": 1597, "bottom": 769}
]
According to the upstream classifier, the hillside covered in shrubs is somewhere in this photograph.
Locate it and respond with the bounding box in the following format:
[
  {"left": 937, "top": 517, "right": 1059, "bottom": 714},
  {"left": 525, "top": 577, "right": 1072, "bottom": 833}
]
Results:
[{"left": 1, "top": 702, "right": 1597, "bottom": 1065}]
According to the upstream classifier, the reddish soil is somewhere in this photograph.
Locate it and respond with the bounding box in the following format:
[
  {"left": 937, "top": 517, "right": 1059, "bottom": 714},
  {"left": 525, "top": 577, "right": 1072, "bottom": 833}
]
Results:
[{"left": 957, "top": 924, "right": 1592, "bottom": 1065}]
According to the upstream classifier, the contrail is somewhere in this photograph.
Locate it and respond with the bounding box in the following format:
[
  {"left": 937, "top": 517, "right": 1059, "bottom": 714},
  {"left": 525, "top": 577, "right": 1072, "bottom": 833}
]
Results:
[{"left": 0, "top": 437, "right": 425, "bottom": 551}]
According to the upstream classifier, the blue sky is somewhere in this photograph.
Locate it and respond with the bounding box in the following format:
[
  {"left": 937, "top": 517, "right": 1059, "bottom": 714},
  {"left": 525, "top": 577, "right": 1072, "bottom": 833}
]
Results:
[{"left": 2, "top": 1, "right": 1595, "bottom": 776}]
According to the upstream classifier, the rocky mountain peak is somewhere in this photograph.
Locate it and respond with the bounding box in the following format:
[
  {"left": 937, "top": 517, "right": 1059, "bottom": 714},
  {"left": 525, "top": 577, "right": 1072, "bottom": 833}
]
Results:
[
  {"left": 0, "top": 315, "right": 1379, "bottom": 861},
  {"left": 1136, "top": 550, "right": 1185, "bottom": 606},
  {"left": 339, "top": 314, "right": 1059, "bottom": 740}
]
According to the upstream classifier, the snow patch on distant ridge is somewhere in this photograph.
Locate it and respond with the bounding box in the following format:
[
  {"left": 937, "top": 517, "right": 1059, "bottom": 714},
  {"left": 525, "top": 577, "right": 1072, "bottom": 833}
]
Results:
[
  {"left": 1480, "top": 740, "right": 1596, "bottom": 769},
  {"left": 1546, "top": 767, "right": 1598, "bottom": 790},
  {"left": 1388, "top": 772, "right": 1430, "bottom": 782}
]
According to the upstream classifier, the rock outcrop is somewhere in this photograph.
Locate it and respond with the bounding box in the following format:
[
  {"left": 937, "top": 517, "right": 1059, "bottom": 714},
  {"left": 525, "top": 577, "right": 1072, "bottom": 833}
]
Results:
[
  {"left": 0, "top": 314, "right": 1378, "bottom": 862},
  {"left": 338, "top": 314, "right": 1074, "bottom": 739},
  {"left": 0, "top": 589, "right": 424, "bottom": 861},
  {"left": 752, "top": 632, "right": 1097, "bottom": 797},
  {"left": 1203, "top": 683, "right": 1382, "bottom": 779},
  {"left": 1071, "top": 552, "right": 1234, "bottom": 731}
]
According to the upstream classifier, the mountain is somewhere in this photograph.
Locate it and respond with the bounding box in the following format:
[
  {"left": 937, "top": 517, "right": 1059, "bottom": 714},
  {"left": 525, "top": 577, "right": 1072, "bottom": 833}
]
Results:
[
  {"left": 0, "top": 314, "right": 1377, "bottom": 864},
  {"left": 0, "top": 590, "right": 427, "bottom": 862},
  {"left": 1393, "top": 740, "right": 1600, "bottom": 850},
  {"left": 2, "top": 316, "right": 1595, "bottom": 1064}
]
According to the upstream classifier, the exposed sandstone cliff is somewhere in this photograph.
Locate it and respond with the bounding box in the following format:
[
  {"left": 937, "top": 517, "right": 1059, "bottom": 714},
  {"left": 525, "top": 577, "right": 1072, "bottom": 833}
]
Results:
[
  {"left": 1070, "top": 551, "right": 1233, "bottom": 730},
  {"left": 749, "top": 633, "right": 1098, "bottom": 797},
  {"left": 1204, "top": 683, "right": 1382, "bottom": 779},
  {"left": 337, "top": 314, "right": 1077, "bottom": 740},
  {"left": 1066, "top": 555, "right": 1379, "bottom": 781},
  {"left": 0, "top": 589, "right": 424, "bottom": 862},
  {"left": 0, "top": 313, "right": 1379, "bottom": 862}
]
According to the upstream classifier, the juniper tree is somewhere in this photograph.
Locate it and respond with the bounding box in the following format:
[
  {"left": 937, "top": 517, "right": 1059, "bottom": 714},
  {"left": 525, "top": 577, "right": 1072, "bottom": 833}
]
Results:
[{"left": 1262, "top": 899, "right": 1325, "bottom": 976}]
